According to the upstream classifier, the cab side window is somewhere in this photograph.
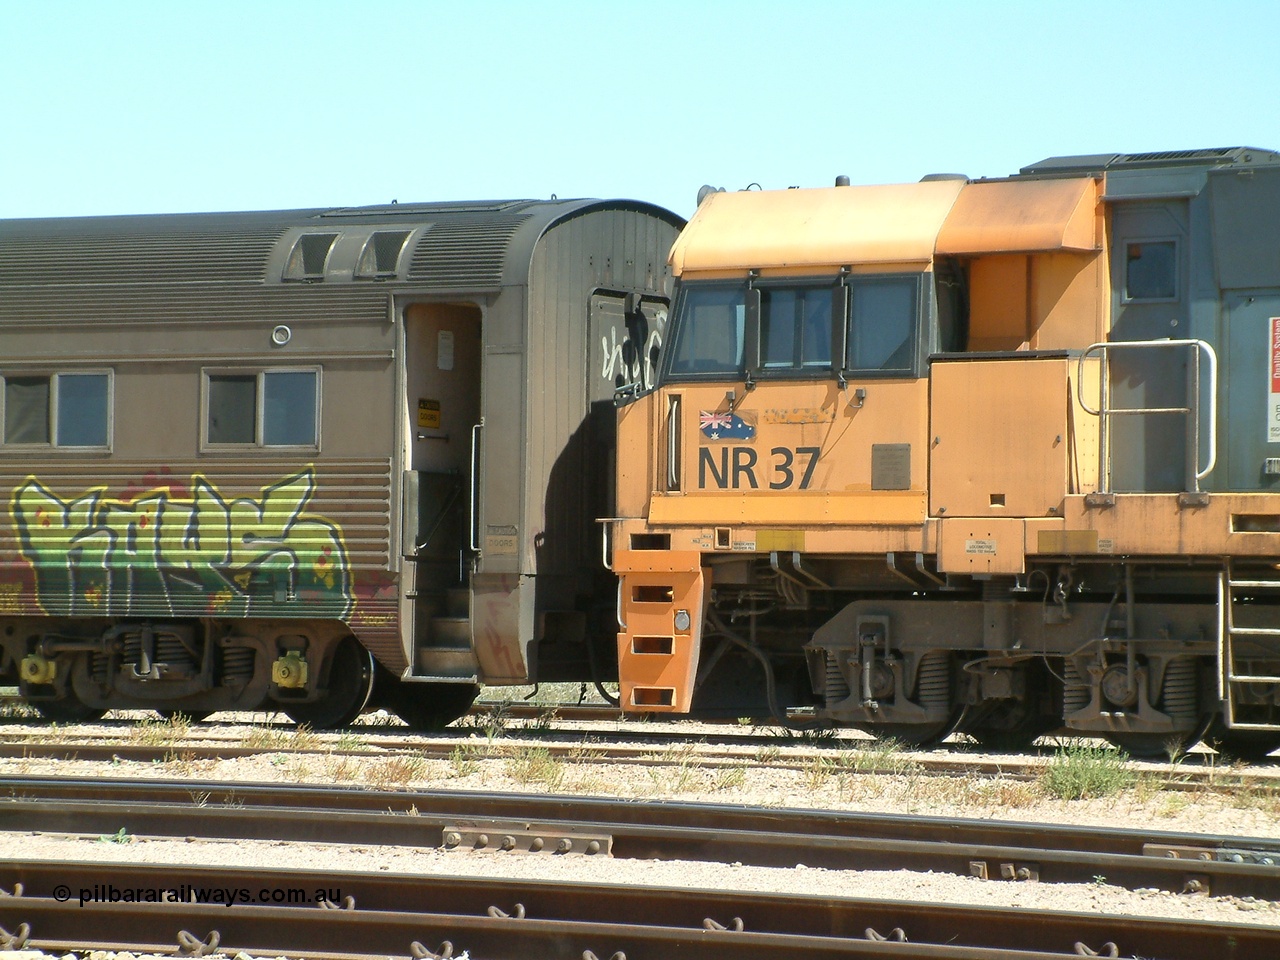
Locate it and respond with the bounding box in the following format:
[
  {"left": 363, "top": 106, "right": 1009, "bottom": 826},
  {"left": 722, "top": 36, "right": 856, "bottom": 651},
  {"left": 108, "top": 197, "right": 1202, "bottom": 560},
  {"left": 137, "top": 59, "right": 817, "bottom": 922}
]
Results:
[{"left": 848, "top": 278, "right": 917, "bottom": 374}]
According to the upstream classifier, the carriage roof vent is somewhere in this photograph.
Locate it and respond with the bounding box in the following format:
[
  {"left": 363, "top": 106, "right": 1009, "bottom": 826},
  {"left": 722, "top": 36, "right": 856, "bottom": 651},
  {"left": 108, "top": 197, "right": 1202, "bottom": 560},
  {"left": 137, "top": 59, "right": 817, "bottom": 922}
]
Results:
[
  {"left": 283, "top": 233, "right": 338, "bottom": 281},
  {"left": 356, "top": 230, "right": 412, "bottom": 279}
]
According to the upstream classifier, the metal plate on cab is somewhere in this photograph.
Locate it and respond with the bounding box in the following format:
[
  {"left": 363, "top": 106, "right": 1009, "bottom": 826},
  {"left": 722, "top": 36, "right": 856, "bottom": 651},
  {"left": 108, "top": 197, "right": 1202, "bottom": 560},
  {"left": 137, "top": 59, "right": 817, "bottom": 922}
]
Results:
[{"left": 871, "top": 443, "right": 911, "bottom": 490}]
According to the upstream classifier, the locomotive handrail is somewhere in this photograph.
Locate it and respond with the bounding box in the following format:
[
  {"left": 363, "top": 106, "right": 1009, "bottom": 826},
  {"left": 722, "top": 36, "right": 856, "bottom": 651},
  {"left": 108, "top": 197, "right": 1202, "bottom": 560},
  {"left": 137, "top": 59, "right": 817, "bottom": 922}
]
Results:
[
  {"left": 1076, "top": 338, "right": 1217, "bottom": 493},
  {"left": 469, "top": 419, "right": 484, "bottom": 554},
  {"left": 666, "top": 395, "right": 682, "bottom": 491},
  {"left": 597, "top": 517, "right": 622, "bottom": 572}
]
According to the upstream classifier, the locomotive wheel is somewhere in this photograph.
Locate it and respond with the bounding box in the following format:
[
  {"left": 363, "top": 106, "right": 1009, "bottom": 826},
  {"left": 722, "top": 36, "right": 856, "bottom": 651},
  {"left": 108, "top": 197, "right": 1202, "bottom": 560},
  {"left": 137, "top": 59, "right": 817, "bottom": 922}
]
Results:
[
  {"left": 282, "top": 637, "right": 375, "bottom": 730},
  {"left": 1205, "top": 720, "right": 1280, "bottom": 763},
  {"left": 34, "top": 694, "right": 105, "bottom": 723},
  {"left": 389, "top": 681, "right": 480, "bottom": 731}
]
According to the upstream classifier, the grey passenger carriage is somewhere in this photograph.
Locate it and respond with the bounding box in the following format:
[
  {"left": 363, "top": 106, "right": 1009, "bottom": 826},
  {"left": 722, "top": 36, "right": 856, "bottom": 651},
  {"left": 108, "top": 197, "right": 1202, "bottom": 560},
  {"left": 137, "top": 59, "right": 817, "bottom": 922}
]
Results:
[{"left": 0, "top": 198, "right": 683, "bottom": 726}]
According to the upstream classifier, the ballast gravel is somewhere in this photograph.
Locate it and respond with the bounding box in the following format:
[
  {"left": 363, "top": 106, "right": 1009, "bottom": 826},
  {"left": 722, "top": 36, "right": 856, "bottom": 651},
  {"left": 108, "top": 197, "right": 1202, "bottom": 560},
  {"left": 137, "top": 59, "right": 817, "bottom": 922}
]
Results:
[{"left": 1, "top": 715, "right": 1279, "bottom": 934}]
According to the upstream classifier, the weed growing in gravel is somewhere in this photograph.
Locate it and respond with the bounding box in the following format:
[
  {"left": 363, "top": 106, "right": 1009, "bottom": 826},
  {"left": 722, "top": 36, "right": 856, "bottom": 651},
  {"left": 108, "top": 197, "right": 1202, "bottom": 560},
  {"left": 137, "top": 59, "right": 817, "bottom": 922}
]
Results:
[
  {"left": 472, "top": 704, "right": 509, "bottom": 741},
  {"left": 322, "top": 754, "right": 362, "bottom": 782},
  {"left": 504, "top": 746, "right": 564, "bottom": 789},
  {"left": 904, "top": 774, "right": 1042, "bottom": 810},
  {"left": 334, "top": 731, "right": 367, "bottom": 751},
  {"left": 243, "top": 723, "right": 318, "bottom": 752},
  {"left": 713, "top": 766, "right": 746, "bottom": 792},
  {"left": 841, "top": 741, "right": 923, "bottom": 776},
  {"left": 803, "top": 756, "right": 836, "bottom": 792},
  {"left": 670, "top": 758, "right": 703, "bottom": 794},
  {"left": 367, "top": 752, "right": 428, "bottom": 789},
  {"left": 130, "top": 713, "right": 190, "bottom": 746},
  {"left": 570, "top": 770, "right": 609, "bottom": 794},
  {"left": 162, "top": 749, "right": 211, "bottom": 777},
  {"left": 1040, "top": 742, "right": 1135, "bottom": 800},
  {"left": 282, "top": 757, "right": 314, "bottom": 782},
  {"left": 527, "top": 708, "right": 558, "bottom": 734},
  {"left": 655, "top": 743, "right": 707, "bottom": 794},
  {"left": 755, "top": 744, "right": 782, "bottom": 764},
  {"left": 1155, "top": 792, "right": 1192, "bottom": 818},
  {"left": 448, "top": 744, "right": 480, "bottom": 778}
]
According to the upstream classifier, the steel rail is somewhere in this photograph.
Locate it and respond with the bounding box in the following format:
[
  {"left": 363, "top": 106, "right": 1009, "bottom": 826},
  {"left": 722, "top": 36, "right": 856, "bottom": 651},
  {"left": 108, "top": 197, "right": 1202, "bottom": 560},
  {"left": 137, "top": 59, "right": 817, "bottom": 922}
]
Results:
[
  {"left": 6, "top": 773, "right": 1277, "bottom": 859},
  {"left": 3, "top": 859, "right": 1279, "bottom": 959},
  {"left": 4, "top": 776, "right": 1280, "bottom": 899},
  {"left": 1, "top": 732, "right": 1275, "bottom": 790}
]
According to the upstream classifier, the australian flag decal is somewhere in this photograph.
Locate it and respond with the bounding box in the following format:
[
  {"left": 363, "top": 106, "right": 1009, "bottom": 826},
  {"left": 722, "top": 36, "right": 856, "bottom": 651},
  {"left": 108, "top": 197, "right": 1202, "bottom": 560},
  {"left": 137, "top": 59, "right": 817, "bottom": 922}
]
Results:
[{"left": 699, "top": 410, "right": 755, "bottom": 441}]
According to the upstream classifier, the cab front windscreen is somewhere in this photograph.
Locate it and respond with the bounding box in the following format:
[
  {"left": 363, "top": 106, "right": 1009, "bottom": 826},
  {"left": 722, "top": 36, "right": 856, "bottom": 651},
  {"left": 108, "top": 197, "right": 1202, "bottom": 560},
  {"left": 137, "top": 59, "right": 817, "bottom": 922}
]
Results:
[{"left": 663, "top": 275, "right": 921, "bottom": 382}]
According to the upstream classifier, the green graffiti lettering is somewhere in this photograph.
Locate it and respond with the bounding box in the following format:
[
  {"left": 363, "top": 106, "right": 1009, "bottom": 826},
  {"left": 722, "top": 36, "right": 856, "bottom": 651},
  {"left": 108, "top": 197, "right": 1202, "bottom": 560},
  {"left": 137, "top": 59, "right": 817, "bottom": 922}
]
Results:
[{"left": 10, "top": 468, "right": 352, "bottom": 619}]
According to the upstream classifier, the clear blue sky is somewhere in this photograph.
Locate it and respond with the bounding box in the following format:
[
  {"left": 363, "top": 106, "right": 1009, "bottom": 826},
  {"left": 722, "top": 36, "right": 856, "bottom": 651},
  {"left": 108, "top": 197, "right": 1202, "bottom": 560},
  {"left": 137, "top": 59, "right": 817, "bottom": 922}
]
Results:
[{"left": 3, "top": 1, "right": 1279, "bottom": 222}]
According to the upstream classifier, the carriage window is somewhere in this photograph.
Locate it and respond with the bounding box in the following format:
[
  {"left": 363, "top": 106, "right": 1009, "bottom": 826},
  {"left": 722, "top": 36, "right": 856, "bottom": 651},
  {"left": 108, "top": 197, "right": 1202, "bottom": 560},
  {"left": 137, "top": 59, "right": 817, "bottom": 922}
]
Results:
[
  {"left": 667, "top": 284, "right": 746, "bottom": 376},
  {"left": 205, "top": 369, "right": 319, "bottom": 448},
  {"left": 5, "top": 376, "right": 48, "bottom": 444},
  {"left": 848, "top": 278, "right": 917, "bottom": 374},
  {"left": 760, "top": 287, "right": 832, "bottom": 372},
  {"left": 1125, "top": 241, "right": 1177, "bottom": 301},
  {"left": 2, "top": 372, "right": 110, "bottom": 448}
]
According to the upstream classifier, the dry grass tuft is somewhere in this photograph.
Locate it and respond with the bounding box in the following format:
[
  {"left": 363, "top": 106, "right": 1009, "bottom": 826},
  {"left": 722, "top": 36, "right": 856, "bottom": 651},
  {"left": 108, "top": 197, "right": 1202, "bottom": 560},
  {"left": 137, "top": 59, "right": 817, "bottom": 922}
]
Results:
[
  {"left": 366, "top": 752, "right": 428, "bottom": 790},
  {"left": 129, "top": 714, "right": 190, "bottom": 746},
  {"left": 504, "top": 746, "right": 564, "bottom": 789}
]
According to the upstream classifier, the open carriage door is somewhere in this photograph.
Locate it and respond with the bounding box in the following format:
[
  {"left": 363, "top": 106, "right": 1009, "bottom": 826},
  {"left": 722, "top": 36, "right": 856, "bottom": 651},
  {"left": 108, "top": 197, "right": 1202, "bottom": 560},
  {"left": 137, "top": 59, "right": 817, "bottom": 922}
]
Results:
[{"left": 402, "top": 302, "right": 483, "bottom": 679}]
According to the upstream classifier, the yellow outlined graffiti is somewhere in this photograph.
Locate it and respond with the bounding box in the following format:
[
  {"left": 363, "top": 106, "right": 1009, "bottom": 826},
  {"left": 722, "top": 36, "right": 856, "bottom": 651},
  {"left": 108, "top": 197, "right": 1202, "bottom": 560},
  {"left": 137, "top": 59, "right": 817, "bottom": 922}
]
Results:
[{"left": 11, "top": 468, "right": 353, "bottom": 619}]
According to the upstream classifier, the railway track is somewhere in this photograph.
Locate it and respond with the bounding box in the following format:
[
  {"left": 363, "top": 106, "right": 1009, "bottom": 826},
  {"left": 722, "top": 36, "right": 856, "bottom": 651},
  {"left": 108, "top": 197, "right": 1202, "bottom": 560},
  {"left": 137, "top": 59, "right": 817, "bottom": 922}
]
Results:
[
  {"left": 5, "top": 775, "right": 1280, "bottom": 899},
  {"left": 1, "top": 858, "right": 1278, "bottom": 959},
  {"left": 2, "top": 724, "right": 1277, "bottom": 793}
]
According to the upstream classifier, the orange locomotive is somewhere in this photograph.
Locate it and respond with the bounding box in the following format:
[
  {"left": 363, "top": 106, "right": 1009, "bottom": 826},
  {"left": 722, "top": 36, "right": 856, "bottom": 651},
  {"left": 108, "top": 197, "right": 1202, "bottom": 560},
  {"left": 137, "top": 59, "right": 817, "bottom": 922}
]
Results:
[{"left": 609, "top": 148, "right": 1280, "bottom": 758}]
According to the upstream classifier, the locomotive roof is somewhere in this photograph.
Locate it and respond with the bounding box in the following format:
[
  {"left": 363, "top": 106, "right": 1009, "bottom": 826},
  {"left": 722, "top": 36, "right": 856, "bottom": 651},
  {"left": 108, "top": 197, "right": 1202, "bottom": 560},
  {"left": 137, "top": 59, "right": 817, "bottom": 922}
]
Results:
[{"left": 1021, "top": 146, "right": 1280, "bottom": 175}]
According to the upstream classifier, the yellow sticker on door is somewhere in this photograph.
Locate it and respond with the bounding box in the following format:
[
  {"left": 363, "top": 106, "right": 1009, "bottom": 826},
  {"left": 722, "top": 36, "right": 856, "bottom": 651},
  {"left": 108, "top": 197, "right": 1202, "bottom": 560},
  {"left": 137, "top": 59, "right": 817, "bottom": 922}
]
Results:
[{"left": 418, "top": 399, "right": 441, "bottom": 429}]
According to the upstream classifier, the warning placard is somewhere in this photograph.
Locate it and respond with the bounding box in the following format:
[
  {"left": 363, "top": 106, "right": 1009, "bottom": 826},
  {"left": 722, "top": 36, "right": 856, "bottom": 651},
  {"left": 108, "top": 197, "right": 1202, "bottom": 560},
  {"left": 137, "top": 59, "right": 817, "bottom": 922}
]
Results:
[
  {"left": 1270, "top": 318, "right": 1280, "bottom": 443},
  {"left": 418, "top": 398, "right": 441, "bottom": 430}
]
